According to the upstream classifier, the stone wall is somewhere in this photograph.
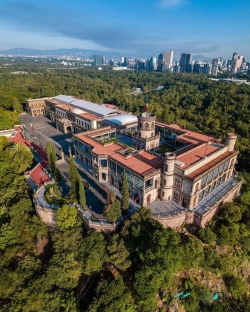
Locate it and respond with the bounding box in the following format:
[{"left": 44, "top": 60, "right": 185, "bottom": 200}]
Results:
[
  {"left": 35, "top": 204, "right": 57, "bottom": 227},
  {"left": 154, "top": 212, "right": 186, "bottom": 229}
]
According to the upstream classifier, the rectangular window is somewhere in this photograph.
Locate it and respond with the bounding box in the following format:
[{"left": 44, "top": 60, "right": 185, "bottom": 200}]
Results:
[
  {"left": 204, "top": 185, "right": 210, "bottom": 197},
  {"left": 210, "top": 181, "right": 216, "bottom": 192},
  {"left": 175, "top": 178, "right": 181, "bottom": 188},
  {"left": 100, "top": 159, "right": 107, "bottom": 168},
  {"left": 134, "top": 176, "right": 143, "bottom": 190},
  {"left": 109, "top": 160, "right": 116, "bottom": 173},
  {"left": 201, "top": 175, "right": 207, "bottom": 187},
  {"left": 126, "top": 170, "right": 134, "bottom": 184},
  {"left": 198, "top": 190, "right": 204, "bottom": 202},
  {"left": 117, "top": 165, "right": 124, "bottom": 176},
  {"left": 207, "top": 171, "right": 213, "bottom": 183},
  {"left": 224, "top": 160, "right": 229, "bottom": 170},
  {"left": 219, "top": 164, "right": 224, "bottom": 173},
  {"left": 164, "top": 179, "right": 166, "bottom": 186},
  {"left": 145, "top": 178, "right": 153, "bottom": 189},
  {"left": 213, "top": 167, "right": 219, "bottom": 178}
]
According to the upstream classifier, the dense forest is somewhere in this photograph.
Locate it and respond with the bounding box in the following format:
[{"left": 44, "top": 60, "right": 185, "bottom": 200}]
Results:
[{"left": 1, "top": 66, "right": 250, "bottom": 311}]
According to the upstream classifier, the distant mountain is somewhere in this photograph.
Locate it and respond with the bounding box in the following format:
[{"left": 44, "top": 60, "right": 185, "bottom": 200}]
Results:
[
  {"left": 192, "top": 54, "right": 212, "bottom": 62},
  {"left": 0, "top": 48, "right": 124, "bottom": 59}
]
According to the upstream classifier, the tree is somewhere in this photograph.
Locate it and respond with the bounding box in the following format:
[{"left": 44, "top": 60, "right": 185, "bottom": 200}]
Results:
[
  {"left": 121, "top": 170, "right": 130, "bottom": 210},
  {"left": 87, "top": 276, "right": 131, "bottom": 312},
  {"left": 81, "top": 231, "right": 107, "bottom": 275},
  {"left": 104, "top": 199, "right": 121, "bottom": 223},
  {"left": 107, "top": 234, "right": 131, "bottom": 271},
  {"left": 77, "top": 175, "right": 86, "bottom": 209},
  {"left": 46, "top": 142, "right": 57, "bottom": 174},
  {"left": 198, "top": 227, "right": 217, "bottom": 244},
  {"left": 68, "top": 155, "right": 80, "bottom": 203},
  {"left": 54, "top": 167, "right": 63, "bottom": 183},
  {"left": 56, "top": 204, "right": 78, "bottom": 231}
]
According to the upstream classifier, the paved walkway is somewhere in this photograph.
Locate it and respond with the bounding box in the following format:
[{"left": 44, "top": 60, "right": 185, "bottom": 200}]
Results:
[{"left": 19, "top": 114, "right": 106, "bottom": 216}]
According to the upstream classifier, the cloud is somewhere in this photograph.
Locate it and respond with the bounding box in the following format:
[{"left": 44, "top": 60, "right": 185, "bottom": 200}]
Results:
[{"left": 159, "top": 0, "right": 186, "bottom": 8}]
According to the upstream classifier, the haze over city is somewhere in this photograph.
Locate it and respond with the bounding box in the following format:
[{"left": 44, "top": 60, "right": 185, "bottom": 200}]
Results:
[{"left": 0, "top": 0, "right": 250, "bottom": 59}]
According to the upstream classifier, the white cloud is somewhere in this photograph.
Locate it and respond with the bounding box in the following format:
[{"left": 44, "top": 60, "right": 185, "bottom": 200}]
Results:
[{"left": 159, "top": 0, "right": 186, "bottom": 8}]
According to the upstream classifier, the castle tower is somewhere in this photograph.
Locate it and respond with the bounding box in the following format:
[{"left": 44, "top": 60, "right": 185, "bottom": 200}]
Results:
[
  {"left": 132, "top": 112, "right": 160, "bottom": 150},
  {"left": 226, "top": 133, "right": 237, "bottom": 152},
  {"left": 161, "top": 152, "right": 176, "bottom": 201}
]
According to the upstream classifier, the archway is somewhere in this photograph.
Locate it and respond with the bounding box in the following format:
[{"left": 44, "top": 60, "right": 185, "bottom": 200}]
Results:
[
  {"left": 146, "top": 194, "right": 151, "bottom": 205},
  {"left": 66, "top": 126, "right": 72, "bottom": 133},
  {"left": 134, "top": 194, "right": 140, "bottom": 205},
  {"left": 102, "top": 173, "right": 106, "bottom": 181}
]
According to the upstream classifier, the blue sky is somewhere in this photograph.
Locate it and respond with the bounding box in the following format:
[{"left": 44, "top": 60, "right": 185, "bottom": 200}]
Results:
[{"left": 0, "top": 0, "right": 249, "bottom": 59}]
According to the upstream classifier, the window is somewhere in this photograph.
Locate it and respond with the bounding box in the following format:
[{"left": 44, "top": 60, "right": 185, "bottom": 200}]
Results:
[
  {"left": 224, "top": 160, "right": 229, "bottom": 170},
  {"left": 213, "top": 167, "right": 219, "bottom": 178},
  {"left": 109, "top": 160, "right": 116, "bottom": 173},
  {"left": 219, "top": 164, "right": 224, "bottom": 173},
  {"left": 134, "top": 176, "right": 143, "bottom": 190},
  {"left": 117, "top": 165, "right": 123, "bottom": 176},
  {"left": 145, "top": 123, "right": 149, "bottom": 130},
  {"left": 145, "top": 178, "right": 153, "bottom": 189},
  {"left": 195, "top": 183, "right": 199, "bottom": 191},
  {"left": 100, "top": 159, "right": 107, "bottom": 168},
  {"left": 162, "top": 192, "right": 165, "bottom": 197},
  {"left": 175, "top": 178, "right": 181, "bottom": 188},
  {"left": 151, "top": 122, "right": 155, "bottom": 130},
  {"left": 164, "top": 179, "right": 166, "bottom": 186},
  {"left": 207, "top": 171, "right": 213, "bottom": 183},
  {"left": 210, "top": 181, "right": 216, "bottom": 192},
  {"left": 198, "top": 190, "right": 204, "bottom": 202},
  {"left": 201, "top": 175, "right": 207, "bottom": 187},
  {"left": 165, "top": 164, "right": 168, "bottom": 172},
  {"left": 174, "top": 192, "right": 179, "bottom": 200}
]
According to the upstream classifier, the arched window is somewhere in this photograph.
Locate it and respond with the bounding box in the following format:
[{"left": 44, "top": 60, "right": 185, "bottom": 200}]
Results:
[
  {"left": 139, "top": 122, "right": 143, "bottom": 129},
  {"left": 145, "top": 123, "right": 149, "bottom": 130},
  {"left": 151, "top": 122, "right": 155, "bottom": 130}
]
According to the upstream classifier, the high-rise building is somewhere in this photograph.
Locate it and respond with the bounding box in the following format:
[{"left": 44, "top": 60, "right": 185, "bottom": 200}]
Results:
[
  {"left": 202, "top": 63, "right": 212, "bottom": 75},
  {"left": 157, "top": 51, "right": 174, "bottom": 71},
  {"left": 149, "top": 56, "right": 157, "bottom": 70},
  {"left": 179, "top": 53, "right": 192, "bottom": 73},
  {"left": 193, "top": 63, "right": 201, "bottom": 73},
  {"left": 211, "top": 58, "right": 219, "bottom": 76},
  {"left": 93, "top": 54, "right": 105, "bottom": 66}
]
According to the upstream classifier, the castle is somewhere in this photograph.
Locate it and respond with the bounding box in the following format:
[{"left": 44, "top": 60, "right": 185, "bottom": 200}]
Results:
[{"left": 26, "top": 95, "right": 242, "bottom": 228}]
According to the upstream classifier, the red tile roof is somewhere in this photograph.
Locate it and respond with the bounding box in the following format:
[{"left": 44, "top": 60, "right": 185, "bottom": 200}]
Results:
[
  {"left": 176, "top": 143, "right": 220, "bottom": 169},
  {"left": 187, "top": 150, "right": 237, "bottom": 180},
  {"left": 110, "top": 152, "right": 163, "bottom": 177},
  {"left": 75, "top": 130, "right": 162, "bottom": 177},
  {"left": 9, "top": 131, "right": 31, "bottom": 146},
  {"left": 29, "top": 162, "right": 50, "bottom": 186},
  {"left": 156, "top": 122, "right": 218, "bottom": 144}
]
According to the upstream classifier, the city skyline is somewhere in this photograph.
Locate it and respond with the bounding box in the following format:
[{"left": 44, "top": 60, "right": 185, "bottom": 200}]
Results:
[{"left": 0, "top": 0, "right": 250, "bottom": 59}]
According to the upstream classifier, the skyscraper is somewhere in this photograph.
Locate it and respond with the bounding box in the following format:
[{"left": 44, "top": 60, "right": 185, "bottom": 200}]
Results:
[
  {"left": 93, "top": 54, "right": 105, "bottom": 66},
  {"left": 149, "top": 56, "right": 157, "bottom": 70},
  {"left": 180, "top": 53, "right": 192, "bottom": 73},
  {"left": 211, "top": 58, "right": 219, "bottom": 76},
  {"left": 157, "top": 51, "right": 174, "bottom": 71}
]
